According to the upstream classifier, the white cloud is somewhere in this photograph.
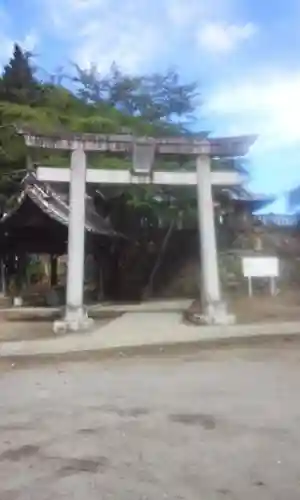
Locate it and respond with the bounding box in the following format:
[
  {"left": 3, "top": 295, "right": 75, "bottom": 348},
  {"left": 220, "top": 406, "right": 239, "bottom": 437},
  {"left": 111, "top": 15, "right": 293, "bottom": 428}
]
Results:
[
  {"left": 166, "top": 0, "right": 202, "bottom": 27},
  {"left": 166, "top": 0, "right": 240, "bottom": 27},
  {"left": 42, "top": 0, "right": 106, "bottom": 29},
  {"left": 21, "top": 32, "right": 39, "bottom": 52},
  {"left": 37, "top": 0, "right": 256, "bottom": 72},
  {"left": 206, "top": 73, "right": 300, "bottom": 150},
  {"left": 75, "top": 20, "right": 160, "bottom": 73},
  {"left": 0, "top": 3, "right": 39, "bottom": 63},
  {"left": 0, "top": 36, "right": 15, "bottom": 64},
  {"left": 166, "top": 0, "right": 257, "bottom": 57},
  {"left": 39, "top": 0, "right": 163, "bottom": 73},
  {"left": 69, "top": 0, "right": 105, "bottom": 9},
  {"left": 197, "top": 22, "right": 257, "bottom": 53},
  {"left": 0, "top": 6, "right": 13, "bottom": 64}
]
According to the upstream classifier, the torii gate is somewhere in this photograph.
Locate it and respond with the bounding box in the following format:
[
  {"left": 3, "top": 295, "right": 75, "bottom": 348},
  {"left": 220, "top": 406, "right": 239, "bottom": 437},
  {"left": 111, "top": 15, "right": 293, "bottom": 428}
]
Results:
[{"left": 20, "top": 130, "right": 256, "bottom": 332}]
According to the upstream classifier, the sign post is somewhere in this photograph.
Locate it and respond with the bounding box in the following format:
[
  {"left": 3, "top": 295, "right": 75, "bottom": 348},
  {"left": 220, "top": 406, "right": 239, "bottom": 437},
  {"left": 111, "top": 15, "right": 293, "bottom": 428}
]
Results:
[{"left": 242, "top": 256, "right": 279, "bottom": 297}]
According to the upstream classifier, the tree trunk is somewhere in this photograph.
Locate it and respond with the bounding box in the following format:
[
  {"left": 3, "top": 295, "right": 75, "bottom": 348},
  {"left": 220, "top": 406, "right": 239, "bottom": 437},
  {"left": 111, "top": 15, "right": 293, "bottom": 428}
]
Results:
[{"left": 143, "top": 220, "right": 175, "bottom": 299}]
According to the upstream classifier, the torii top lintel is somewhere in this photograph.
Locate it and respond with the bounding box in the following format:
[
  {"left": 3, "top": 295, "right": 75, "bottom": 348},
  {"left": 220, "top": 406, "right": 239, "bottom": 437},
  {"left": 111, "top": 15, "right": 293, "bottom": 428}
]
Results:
[{"left": 18, "top": 129, "right": 257, "bottom": 157}]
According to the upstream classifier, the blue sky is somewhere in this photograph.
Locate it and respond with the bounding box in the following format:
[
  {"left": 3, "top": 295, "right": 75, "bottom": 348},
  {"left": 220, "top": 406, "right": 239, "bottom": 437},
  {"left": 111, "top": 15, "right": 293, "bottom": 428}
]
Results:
[{"left": 0, "top": 0, "right": 299, "bottom": 212}]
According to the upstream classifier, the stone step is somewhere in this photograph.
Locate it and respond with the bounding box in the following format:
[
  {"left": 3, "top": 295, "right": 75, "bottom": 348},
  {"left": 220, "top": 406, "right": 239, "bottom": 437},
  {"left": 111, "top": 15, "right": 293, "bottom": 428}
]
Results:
[{"left": 0, "top": 295, "right": 11, "bottom": 308}]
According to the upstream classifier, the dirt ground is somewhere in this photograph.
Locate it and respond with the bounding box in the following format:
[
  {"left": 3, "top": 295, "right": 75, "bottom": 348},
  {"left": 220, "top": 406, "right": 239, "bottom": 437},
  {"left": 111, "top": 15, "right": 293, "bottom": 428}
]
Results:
[
  {"left": 188, "top": 289, "right": 300, "bottom": 323},
  {"left": 1, "top": 339, "right": 300, "bottom": 499},
  {"left": 230, "top": 290, "right": 300, "bottom": 323}
]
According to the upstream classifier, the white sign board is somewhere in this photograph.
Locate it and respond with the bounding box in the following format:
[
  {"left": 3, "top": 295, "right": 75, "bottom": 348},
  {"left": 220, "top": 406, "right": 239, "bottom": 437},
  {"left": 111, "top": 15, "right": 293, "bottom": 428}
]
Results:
[{"left": 242, "top": 257, "right": 279, "bottom": 278}]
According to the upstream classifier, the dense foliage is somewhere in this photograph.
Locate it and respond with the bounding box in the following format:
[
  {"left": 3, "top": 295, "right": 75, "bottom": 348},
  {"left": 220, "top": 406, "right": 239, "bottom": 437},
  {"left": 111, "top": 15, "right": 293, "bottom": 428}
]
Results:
[
  {"left": 0, "top": 44, "right": 246, "bottom": 224},
  {"left": 0, "top": 44, "right": 203, "bottom": 215},
  {"left": 0, "top": 45, "right": 199, "bottom": 160}
]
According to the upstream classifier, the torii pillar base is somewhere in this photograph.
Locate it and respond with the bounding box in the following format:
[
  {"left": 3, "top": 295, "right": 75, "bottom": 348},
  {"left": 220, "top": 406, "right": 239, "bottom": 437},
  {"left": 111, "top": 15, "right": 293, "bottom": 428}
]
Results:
[
  {"left": 199, "top": 300, "right": 235, "bottom": 326},
  {"left": 53, "top": 307, "right": 94, "bottom": 335}
]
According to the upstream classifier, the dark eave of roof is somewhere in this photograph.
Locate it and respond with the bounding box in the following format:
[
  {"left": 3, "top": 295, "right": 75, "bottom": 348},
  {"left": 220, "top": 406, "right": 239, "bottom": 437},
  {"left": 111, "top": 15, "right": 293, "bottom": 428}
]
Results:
[
  {"left": 220, "top": 187, "right": 276, "bottom": 211},
  {"left": 0, "top": 173, "right": 123, "bottom": 238}
]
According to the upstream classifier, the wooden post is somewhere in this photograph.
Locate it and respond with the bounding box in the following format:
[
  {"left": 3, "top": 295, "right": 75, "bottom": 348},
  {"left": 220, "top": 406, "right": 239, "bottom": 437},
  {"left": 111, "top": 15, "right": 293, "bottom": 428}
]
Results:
[
  {"left": 0, "top": 257, "right": 6, "bottom": 295},
  {"left": 50, "top": 255, "right": 58, "bottom": 287}
]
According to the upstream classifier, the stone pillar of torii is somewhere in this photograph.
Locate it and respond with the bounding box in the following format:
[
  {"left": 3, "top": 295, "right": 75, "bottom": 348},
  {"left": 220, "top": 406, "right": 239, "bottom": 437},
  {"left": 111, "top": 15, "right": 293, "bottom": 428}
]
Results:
[{"left": 19, "top": 131, "right": 256, "bottom": 332}]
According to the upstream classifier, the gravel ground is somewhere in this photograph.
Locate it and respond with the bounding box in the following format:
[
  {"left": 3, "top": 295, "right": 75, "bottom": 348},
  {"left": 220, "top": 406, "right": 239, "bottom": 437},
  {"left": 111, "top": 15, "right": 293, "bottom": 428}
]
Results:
[{"left": 1, "top": 340, "right": 300, "bottom": 499}]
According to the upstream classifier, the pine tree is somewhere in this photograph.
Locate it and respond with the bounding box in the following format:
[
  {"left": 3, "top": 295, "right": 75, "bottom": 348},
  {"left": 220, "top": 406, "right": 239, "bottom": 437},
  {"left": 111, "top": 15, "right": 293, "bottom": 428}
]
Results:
[{"left": 0, "top": 44, "right": 39, "bottom": 105}]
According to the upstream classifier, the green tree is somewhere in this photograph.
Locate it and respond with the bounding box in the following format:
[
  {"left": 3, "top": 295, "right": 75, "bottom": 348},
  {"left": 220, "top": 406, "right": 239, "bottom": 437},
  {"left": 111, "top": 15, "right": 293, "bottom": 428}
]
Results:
[
  {"left": 0, "top": 43, "right": 247, "bottom": 227},
  {"left": 73, "top": 63, "right": 199, "bottom": 128},
  {"left": 0, "top": 44, "right": 40, "bottom": 105}
]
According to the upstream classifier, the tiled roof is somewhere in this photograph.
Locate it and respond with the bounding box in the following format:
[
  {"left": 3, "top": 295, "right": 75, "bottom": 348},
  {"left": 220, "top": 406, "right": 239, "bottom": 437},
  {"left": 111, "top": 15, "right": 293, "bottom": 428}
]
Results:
[{"left": 0, "top": 173, "right": 122, "bottom": 238}]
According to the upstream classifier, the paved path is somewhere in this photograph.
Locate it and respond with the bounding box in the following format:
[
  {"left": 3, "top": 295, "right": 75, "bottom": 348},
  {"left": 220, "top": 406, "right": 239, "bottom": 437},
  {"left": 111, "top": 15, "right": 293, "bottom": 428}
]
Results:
[
  {"left": 1, "top": 342, "right": 300, "bottom": 499},
  {"left": 1, "top": 311, "right": 300, "bottom": 358}
]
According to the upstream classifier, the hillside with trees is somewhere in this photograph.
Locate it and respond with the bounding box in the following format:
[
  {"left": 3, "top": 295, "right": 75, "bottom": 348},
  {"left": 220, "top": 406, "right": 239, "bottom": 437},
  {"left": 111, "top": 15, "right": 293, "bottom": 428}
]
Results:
[
  {"left": 0, "top": 43, "right": 201, "bottom": 215},
  {"left": 0, "top": 44, "right": 248, "bottom": 232}
]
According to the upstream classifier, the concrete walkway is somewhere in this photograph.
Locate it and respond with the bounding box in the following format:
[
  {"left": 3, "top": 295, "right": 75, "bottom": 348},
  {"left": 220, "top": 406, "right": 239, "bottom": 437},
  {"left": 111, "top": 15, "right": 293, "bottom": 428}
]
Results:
[{"left": 1, "top": 311, "right": 300, "bottom": 358}]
